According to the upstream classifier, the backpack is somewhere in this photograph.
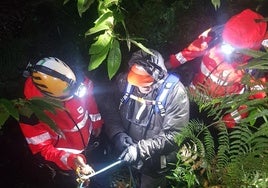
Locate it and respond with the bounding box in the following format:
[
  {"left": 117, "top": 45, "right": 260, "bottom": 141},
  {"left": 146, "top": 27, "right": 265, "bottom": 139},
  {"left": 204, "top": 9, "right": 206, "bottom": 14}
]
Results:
[{"left": 119, "top": 73, "right": 180, "bottom": 117}]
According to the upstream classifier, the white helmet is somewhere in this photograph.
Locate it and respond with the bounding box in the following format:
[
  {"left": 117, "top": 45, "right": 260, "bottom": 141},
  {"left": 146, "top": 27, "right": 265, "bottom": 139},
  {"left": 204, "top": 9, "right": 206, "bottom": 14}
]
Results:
[{"left": 31, "top": 57, "right": 77, "bottom": 100}]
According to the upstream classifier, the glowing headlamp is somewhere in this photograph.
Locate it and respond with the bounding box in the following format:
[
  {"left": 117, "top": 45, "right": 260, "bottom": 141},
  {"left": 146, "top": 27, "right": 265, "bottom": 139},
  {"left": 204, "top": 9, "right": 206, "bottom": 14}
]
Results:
[
  {"left": 221, "top": 42, "right": 235, "bottom": 55},
  {"left": 262, "top": 39, "right": 268, "bottom": 48},
  {"left": 74, "top": 83, "right": 87, "bottom": 98}
]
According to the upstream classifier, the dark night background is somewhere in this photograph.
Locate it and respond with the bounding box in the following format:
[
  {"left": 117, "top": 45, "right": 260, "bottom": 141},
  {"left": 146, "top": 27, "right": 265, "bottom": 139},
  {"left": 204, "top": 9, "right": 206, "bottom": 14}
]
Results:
[{"left": 0, "top": 0, "right": 267, "bottom": 187}]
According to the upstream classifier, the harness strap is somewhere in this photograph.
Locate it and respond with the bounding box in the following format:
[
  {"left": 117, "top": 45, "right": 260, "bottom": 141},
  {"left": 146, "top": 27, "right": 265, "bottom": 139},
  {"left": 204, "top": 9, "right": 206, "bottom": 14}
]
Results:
[
  {"left": 155, "top": 74, "right": 180, "bottom": 116},
  {"left": 120, "top": 74, "right": 180, "bottom": 116},
  {"left": 119, "top": 83, "right": 133, "bottom": 109}
]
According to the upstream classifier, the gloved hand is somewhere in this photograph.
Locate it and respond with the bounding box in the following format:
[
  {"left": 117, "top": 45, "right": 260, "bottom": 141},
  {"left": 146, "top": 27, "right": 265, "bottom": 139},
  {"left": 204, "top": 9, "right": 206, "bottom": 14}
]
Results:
[
  {"left": 119, "top": 144, "right": 139, "bottom": 164},
  {"left": 74, "top": 156, "right": 94, "bottom": 187},
  {"left": 113, "top": 132, "right": 134, "bottom": 152},
  {"left": 74, "top": 156, "right": 95, "bottom": 176}
]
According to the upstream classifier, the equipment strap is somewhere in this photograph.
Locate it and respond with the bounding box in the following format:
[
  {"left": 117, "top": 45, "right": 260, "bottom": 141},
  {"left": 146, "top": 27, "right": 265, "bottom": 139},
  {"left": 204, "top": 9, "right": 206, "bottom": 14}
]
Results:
[{"left": 120, "top": 74, "right": 180, "bottom": 116}]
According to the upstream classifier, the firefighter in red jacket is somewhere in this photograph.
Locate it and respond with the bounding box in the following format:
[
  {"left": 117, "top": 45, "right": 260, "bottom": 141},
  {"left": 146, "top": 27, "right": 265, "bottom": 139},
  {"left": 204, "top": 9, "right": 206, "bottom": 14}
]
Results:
[
  {"left": 166, "top": 9, "right": 268, "bottom": 128},
  {"left": 19, "top": 57, "right": 103, "bottom": 181}
]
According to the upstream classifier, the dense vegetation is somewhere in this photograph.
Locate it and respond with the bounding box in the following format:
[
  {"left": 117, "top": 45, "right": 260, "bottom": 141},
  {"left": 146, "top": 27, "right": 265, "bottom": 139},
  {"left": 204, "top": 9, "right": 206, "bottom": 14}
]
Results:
[{"left": 0, "top": 0, "right": 268, "bottom": 187}]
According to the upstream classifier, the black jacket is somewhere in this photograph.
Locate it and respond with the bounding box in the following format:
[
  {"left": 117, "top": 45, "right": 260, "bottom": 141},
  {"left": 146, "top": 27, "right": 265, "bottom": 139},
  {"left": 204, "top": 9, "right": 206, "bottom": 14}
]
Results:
[{"left": 97, "top": 71, "right": 189, "bottom": 176}]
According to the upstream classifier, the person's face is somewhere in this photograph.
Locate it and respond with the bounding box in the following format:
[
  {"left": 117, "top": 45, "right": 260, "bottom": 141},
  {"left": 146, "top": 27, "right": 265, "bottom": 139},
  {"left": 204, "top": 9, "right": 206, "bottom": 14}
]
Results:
[{"left": 137, "top": 85, "right": 153, "bottom": 94}]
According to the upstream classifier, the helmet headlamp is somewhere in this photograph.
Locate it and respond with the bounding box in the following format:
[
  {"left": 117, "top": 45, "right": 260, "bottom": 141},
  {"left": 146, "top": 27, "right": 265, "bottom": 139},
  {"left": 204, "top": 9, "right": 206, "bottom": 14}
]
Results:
[
  {"left": 221, "top": 42, "right": 235, "bottom": 55},
  {"left": 74, "top": 83, "right": 87, "bottom": 98}
]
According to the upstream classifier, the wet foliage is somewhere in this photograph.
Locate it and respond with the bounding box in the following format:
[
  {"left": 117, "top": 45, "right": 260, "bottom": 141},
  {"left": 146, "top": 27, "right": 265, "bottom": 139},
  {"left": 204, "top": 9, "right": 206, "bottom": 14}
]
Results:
[{"left": 0, "top": 0, "right": 268, "bottom": 187}]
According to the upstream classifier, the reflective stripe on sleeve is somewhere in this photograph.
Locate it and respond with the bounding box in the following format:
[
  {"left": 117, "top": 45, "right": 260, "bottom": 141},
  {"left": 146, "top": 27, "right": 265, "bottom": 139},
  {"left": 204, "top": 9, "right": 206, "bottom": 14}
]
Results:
[
  {"left": 175, "top": 52, "right": 187, "bottom": 64},
  {"left": 231, "top": 110, "right": 242, "bottom": 123},
  {"left": 200, "top": 62, "right": 245, "bottom": 94},
  {"left": 200, "top": 62, "right": 229, "bottom": 86},
  {"left": 57, "top": 147, "right": 84, "bottom": 154},
  {"left": 89, "top": 113, "right": 102, "bottom": 122},
  {"left": 63, "top": 111, "right": 89, "bottom": 132},
  {"left": 26, "top": 132, "right": 51, "bottom": 145}
]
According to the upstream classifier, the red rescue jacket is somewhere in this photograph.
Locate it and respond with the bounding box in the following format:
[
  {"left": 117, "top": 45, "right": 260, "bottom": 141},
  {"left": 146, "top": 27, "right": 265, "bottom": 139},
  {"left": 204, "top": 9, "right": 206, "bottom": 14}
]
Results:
[
  {"left": 19, "top": 77, "right": 103, "bottom": 170},
  {"left": 170, "top": 27, "right": 267, "bottom": 98},
  {"left": 170, "top": 27, "right": 267, "bottom": 128}
]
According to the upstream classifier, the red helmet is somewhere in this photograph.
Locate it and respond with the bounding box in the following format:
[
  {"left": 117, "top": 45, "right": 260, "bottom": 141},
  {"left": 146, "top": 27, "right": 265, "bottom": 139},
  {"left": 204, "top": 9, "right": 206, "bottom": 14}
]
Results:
[{"left": 222, "top": 9, "right": 267, "bottom": 50}]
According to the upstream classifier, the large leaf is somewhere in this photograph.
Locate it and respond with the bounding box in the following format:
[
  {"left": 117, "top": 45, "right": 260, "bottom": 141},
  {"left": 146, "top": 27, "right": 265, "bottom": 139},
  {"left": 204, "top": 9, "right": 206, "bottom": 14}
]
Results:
[
  {"left": 88, "top": 33, "right": 112, "bottom": 70},
  {"left": 103, "top": 0, "right": 119, "bottom": 7},
  {"left": 15, "top": 98, "right": 33, "bottom": 118},
  {"left": 0, "top": 103, "right": 10, "bottom": 128},
  {"left": 211, "top": 0, "right": 221, "bottom": 10},
  {"left": 29, "top": 97, "right": 65, "bottom": 113},
  {"left": 16, "top": 98, "right": 64, "bottom": 133},
  {"left": 88, "top": 45, "right": 111, "bottom": 70},
  {"left": 121, "top": 21, "right": 131, "bottom": 50},
  {"left": 0, "top": 98, "right": 19, "bottom": 121},
  {"left": 112, "top": 7, "right": 124, "bottom": 23},
  {"left": 85, "top": 11, "right": 114, "bottom": 36},
  {"left": 63, "top": 0, "right": 70, "bottom": 5},
  {"left": 28, "top": 102, "right": 59, "bottom": 133},
  {"left": 89, "top": 32, "right": 112, "bottom": 55},
  {"left": 129, "top": 39, "right": 154, "bottom": 56},
  {"left": 77, "top": 0, "right": 95, "bottom": 17},
  {"left": 107, "top": 39, "right": 121, "bottom": 79}
]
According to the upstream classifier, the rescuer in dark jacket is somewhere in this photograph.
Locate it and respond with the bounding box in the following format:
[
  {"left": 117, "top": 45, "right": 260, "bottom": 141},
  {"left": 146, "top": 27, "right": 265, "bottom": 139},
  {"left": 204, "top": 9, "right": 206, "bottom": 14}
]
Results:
[{"left": 98, "top": 49, "right": 189, "bottom": 188}]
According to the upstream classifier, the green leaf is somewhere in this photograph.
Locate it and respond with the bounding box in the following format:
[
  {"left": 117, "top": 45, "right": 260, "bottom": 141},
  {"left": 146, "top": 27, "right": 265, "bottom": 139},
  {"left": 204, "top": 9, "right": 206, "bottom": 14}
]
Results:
[
  {"left": 94, "top": 11, "right": 113, "bottom": 25},
  {"left": 129, "top": 39, "right": 154, "bottom": 56},
  {"left": 211, "top": 0, "right": 221, "bottom": 10},
  {"left": 0, "top": 98, "right": 19, "bottom": 121},
  {"left": 77, "top": 0, "right": 95, "bottom": 17},
  {"left": 86, "top": 23, "right": 109, "bottom": 36},
  {"left": 29, "top": 97, "right": 64, "bottom": 114},
  {"left": 246, "top": 51, "right": 268, "bottom": 70},
  {"left": 63, "top": 0, "right": 70, "bottom": 5},
  {"left": 107, "top": 39, "right": 121, "bottom": 79},
  {"left": 121, "top": 21, "right": 131, "bottom": 50},
  {"left": 29, "top": 103, "right": 59, "bottom": 133},
  {"left": 88, "top": 33, "right": 112, "bottom": 71},
  {"left": 89, "top": 32, "right": 112, "bottom": 55},
  {"left": 88, "top": 46, "right": 110, "bottom": 71},
  {"left": 85, "top": 11, "right": 114, "bottom": 36},
  {"left": 103, "top": 0, "right": 119, "bottom": 7},
  {"left": 0, "top": 104, "right": 10, "bottom": 128},
  {"left": 239, "top": 49, "right": 266, "bottom": 59},
  {"left": 18, "top": 105, "right": 33, "bottom": 118}
]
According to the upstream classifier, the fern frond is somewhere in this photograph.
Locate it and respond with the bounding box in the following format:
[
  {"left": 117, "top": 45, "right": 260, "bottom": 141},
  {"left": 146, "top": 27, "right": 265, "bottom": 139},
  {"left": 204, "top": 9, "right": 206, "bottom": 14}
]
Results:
[
  {"left": 216, "top": 125, "right": 229, "bottom": 169},
  {"left": 173, "top": 120, "right": 217, "bottom": 187},
  {"left": 229, "top": 126, "right": 252, "bottom": 161}
]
